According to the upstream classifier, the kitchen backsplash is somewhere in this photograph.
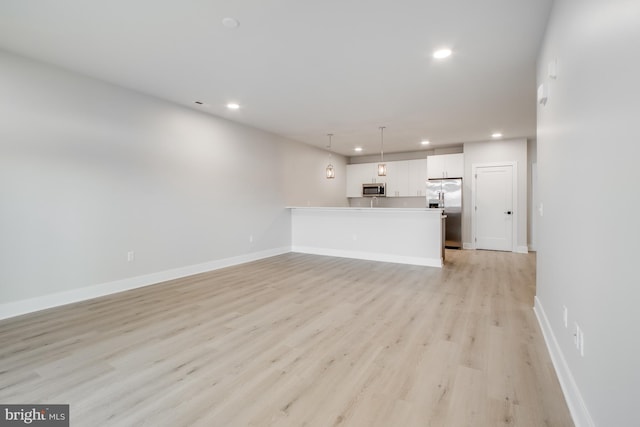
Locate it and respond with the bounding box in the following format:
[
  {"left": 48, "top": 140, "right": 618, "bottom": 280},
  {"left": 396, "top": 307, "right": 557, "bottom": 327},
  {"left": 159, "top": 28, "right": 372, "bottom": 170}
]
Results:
[{"left": 348, "top": 197, "right": 427, "bottom": 208}]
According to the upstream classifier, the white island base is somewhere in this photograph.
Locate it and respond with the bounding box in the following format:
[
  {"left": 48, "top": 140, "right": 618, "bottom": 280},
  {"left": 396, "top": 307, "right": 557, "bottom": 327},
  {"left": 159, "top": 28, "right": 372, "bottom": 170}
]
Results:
[{"left": 290, "top": 207, "right": 444, "bottom": 268}]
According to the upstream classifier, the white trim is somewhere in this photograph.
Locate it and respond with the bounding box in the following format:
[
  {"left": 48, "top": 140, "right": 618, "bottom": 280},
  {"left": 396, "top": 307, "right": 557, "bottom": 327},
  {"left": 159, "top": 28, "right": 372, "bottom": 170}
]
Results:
[
  {"left": 515, "top": 245, "right": 529, "bottom": 254},
  {"left": 292, "top": 246, "right": 442, "bottom": 268},
  {"left": 531, "top": 162, "right": 538, "bottom": 253},
  {"left": 463, "top": 242, "right": 475, "bottom": 250},
  {"left": 0, "top": 247, "right": 290, "bottom": 321},
  {"left": 471, "top": 161, "right": 518, "bottom": 252},
  {"left": 533, "top": 296, "right": 595, "bottom": 427}
]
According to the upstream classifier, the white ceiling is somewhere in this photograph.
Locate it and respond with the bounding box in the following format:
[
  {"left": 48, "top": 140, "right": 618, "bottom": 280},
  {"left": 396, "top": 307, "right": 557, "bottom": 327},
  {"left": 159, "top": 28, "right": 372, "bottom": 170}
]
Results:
[{"left": 0, "top": 0, "right": 552, "bottom": 156}]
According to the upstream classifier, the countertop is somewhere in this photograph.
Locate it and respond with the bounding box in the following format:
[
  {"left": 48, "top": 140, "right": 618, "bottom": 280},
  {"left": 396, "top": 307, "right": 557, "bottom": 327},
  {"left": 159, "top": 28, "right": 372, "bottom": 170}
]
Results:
[{"left": 287, "top": 206, "right": 444, "bottom": 213}]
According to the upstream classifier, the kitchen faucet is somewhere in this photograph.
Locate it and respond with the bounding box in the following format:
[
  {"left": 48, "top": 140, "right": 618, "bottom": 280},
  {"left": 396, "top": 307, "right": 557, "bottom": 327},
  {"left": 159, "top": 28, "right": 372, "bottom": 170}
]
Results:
[{"left": 370, "top": 196, "right": 378, "bottom": 208}]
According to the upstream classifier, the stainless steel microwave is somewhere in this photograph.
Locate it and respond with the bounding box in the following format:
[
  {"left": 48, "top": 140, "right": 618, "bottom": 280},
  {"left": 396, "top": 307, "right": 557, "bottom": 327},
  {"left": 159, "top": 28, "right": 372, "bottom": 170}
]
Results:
[{"left": 362, "top": 182, "right": 386, "bottom": 197}]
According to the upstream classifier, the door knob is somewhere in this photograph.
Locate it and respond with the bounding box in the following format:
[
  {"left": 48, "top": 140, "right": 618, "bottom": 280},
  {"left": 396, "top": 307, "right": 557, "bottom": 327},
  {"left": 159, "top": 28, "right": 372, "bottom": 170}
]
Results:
[{"left": 504, "top": 211, "right": 512, "bottom": 215}]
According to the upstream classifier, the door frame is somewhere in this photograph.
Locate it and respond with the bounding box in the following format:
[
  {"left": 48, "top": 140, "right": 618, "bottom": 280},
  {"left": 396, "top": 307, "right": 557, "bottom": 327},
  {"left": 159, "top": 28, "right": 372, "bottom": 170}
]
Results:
[
  {"left": 530, "top": 162, "right": 537, "bottom": 252},
  {"left": 471, "top": 161, "right": 518, "bottom": 252}
]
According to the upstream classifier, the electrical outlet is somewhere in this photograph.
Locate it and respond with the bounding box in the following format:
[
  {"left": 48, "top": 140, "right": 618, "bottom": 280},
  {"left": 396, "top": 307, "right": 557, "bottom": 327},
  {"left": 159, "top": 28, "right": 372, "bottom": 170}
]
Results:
[
  {"left": 563, "top": 306, "right": 568, "bottom": 328},
  {"left": 127, "top": 251, "right": 135, "bottom": 262}
]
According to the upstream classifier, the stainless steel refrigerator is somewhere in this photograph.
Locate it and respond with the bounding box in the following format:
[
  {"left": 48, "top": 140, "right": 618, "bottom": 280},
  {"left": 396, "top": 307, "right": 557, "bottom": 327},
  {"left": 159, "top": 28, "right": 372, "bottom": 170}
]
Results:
[{"left": 427, "top": 178, "right": 462, "bottom": 248}]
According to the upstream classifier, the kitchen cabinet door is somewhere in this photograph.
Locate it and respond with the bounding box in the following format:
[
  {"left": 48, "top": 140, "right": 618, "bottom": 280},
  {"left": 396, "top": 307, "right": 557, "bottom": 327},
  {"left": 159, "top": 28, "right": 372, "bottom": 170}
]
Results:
[
  {"left": 408, "top": 159, "right": 428, "bottom": 197},
  {"left": 427, "top": 153, "right": 464, "bottom": 179},
  {"left": 445, "top": 153, "right": 464, "bottom": 178},
  {"left": 385, "top": 161, "right": 409, "bottom": 197},
  {"left": 346, "top": 163, "right": 377, "bottom": 197},
  {"left": 427, "top": 156, "right": 445, "bottom": 179}
]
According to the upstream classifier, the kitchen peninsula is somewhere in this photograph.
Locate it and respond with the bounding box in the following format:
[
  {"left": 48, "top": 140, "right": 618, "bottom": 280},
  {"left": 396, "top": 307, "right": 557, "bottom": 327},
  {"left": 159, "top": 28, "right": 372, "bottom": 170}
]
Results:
[{"left": 289, "top": 207, "right": 445, "bottom": 267}]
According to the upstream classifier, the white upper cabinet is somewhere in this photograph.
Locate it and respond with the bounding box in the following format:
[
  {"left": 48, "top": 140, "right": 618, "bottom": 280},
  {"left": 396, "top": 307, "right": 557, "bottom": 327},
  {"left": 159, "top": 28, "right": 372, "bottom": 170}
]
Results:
[
  {"left": 446, "top": 153, "right": 464, "bottom": 178},
  {"left": 385, "top": 161, "right": 409, "bottom": 197},
  {"left": 346, "top": 163, "right": 381, "bottom": 197},
  {"left": 346, "top": 159, "right": 428, "bottom": 198},
  {"left": 407, "top": 159, "right": 428, "bottom": 197},
  {"left": 427, "top": 153, "right": 464, "bottom": 179},
  {"left": 427, "top": 155, "right": 445, "bottom": 179}
]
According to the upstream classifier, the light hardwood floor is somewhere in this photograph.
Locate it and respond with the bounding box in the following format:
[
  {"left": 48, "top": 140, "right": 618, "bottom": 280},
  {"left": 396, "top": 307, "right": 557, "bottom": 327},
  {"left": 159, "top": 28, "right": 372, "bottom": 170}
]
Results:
[{"left": 0, "top": 250, "right": 573, "bottom": 426}]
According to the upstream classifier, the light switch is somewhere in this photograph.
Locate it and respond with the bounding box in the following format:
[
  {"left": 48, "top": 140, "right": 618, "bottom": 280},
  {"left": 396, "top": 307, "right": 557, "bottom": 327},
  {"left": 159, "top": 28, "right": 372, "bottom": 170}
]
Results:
[{"left": 538, "top": 84, "right": 548, "bottom": 105}]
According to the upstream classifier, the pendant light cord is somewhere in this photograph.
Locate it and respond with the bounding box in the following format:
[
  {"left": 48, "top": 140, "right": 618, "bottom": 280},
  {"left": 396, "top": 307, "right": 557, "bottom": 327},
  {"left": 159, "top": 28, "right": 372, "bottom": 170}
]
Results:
[
  {"left": 325, "top": 133, "right": 335, "bottom": 179},
  {"left": 379, "top": 126, "right": 385, "bottom": 162}
]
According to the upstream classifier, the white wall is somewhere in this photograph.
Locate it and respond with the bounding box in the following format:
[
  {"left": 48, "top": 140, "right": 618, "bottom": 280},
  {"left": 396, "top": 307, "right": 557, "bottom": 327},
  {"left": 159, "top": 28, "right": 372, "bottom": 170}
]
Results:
[
  {"left": 462, "top": 138, "right": 528, "bottom": 251},
  {"left": 279, "top": 139, "right": 347, "bottom": 208},
  {"left": 535, "top": 1, "right": 640, "bottom": 425},
  {"left": 0, "top": 50, "right": 347, "bottom": 310}
]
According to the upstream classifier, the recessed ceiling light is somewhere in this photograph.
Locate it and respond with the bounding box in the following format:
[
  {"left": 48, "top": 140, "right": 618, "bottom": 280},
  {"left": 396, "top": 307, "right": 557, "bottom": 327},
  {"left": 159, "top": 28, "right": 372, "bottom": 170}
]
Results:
[
  {"left": 222, "top": 17, "right": 239, "bottom": 29},
  {"left": 354, "top": 147, "right": 363, "bottom": 152},
  {"left": 226, "top": 103, "right": 240, "bottom": 110},
  {"left": 433, "top": 48, "right": 452, "bottom": 59},
  {"left": 492, "top": 132, "right": 503, "bottom": 138},
  {"left": 421, "top": 140, "right": 430, "bottom": 145}
]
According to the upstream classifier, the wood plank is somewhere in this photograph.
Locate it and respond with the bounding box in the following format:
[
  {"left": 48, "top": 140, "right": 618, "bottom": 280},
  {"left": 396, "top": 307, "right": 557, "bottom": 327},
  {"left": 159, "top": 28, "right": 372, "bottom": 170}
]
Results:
[{"left": 0, "top": 250, "right": 574, "bottom": 426}]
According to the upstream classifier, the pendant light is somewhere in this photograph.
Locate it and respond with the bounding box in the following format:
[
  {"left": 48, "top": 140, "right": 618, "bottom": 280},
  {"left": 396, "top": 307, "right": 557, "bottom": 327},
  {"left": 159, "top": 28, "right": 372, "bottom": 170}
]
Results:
[
  {"left": 378, "top": 126, "right": 387, "bottom": 176},
  {"left": 325, "top": 133, "right": 335, "bottom": 179}
]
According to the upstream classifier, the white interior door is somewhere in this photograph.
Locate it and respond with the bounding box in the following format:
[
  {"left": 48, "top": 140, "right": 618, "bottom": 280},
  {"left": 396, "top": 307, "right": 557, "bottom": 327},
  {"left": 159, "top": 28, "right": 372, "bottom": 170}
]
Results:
[{"left": 475, "top": 165, "right": 513, "bottom": 251}]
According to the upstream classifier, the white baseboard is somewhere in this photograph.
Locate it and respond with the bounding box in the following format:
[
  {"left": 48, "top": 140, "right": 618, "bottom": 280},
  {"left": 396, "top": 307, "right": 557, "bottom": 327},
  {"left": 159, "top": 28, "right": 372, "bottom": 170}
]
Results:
[
  {"left": 462, "top": 242, "right": 528, "bottom": 254},
  {"left": 533, "top": 296, "right": 595, "bottom": 427},
  {"left": 291, "top": 246, "right": 442, "bottom": 268},
  {"left": 0, "top": 247, "right": 291, "bottom": 321}
]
